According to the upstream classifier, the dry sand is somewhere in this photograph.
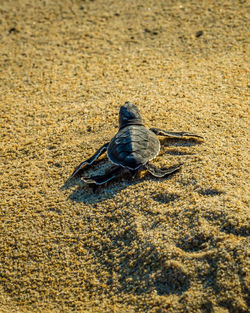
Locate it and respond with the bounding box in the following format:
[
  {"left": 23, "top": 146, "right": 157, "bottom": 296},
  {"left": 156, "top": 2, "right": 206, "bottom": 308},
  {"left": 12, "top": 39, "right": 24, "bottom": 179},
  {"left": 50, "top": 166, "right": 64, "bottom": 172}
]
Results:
[{"left": 0, "top": 0, "right": 249, "bottom": 312}]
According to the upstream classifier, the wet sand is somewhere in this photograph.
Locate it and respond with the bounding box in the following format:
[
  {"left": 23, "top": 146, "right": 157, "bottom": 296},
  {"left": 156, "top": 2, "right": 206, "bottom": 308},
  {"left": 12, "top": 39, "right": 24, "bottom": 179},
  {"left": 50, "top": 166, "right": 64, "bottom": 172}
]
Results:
[{"left": 0, "top": 0, "right": 249, "bottom": 312}]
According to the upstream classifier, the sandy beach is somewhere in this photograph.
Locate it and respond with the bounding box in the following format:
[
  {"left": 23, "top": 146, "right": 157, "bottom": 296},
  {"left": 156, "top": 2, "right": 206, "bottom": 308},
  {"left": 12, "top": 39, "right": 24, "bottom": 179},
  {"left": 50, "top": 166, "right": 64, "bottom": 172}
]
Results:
[{"left": 0, "top": 0, "right": 249, "bottom": 312}]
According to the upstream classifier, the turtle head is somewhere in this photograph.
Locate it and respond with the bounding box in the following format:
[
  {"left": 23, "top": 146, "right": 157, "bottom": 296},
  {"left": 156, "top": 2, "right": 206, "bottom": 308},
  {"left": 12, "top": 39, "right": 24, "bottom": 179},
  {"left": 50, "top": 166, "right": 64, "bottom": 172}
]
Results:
[{"left": 119, "top": 102, "right": 143, "bottom": 129}]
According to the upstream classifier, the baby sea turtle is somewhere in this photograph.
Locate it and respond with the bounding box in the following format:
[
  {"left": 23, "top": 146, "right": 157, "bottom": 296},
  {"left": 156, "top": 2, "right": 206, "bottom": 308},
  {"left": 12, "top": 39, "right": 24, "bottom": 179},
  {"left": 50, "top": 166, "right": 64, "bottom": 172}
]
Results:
[{"left": 69, "top": 102, "right": 203, "bottom": 185}]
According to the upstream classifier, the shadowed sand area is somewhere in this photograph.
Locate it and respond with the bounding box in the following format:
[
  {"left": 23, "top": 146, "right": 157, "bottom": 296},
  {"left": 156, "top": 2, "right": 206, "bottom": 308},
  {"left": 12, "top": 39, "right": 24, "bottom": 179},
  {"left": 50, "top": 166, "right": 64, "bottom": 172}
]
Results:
[{"left": 0, "top": 0, "right": 249, "bottom": 312}]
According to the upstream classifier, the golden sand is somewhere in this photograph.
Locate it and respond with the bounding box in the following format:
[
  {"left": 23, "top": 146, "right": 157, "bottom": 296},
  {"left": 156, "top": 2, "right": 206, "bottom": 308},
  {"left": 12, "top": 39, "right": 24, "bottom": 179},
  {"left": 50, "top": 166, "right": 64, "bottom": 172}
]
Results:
[{"left": 0, "top": 0, "right": 249, "bottom": 312}]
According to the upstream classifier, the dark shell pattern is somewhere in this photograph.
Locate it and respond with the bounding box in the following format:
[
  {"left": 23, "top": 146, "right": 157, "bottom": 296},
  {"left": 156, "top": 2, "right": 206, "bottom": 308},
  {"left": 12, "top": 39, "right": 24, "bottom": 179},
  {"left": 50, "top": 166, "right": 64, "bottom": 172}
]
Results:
[{"left": 107, "top": 124, "right": 160, "bottom": 170}]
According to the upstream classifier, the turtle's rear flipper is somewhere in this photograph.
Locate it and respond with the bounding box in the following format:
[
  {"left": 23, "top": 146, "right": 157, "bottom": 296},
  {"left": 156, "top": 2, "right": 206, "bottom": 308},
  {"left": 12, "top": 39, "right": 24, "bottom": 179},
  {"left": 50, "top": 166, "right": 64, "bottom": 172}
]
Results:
[
  {"left": 150, "top": 128, "right": 203, "bottom": 139},
  {"left": 82, "top": 166, "right": 123, "bottom": 185},
  {"left": 145, "top": 163, "right": 183, "bottom": 178},
  {"left": 69, "top": 142, "right": 109, "bottom": 180}
]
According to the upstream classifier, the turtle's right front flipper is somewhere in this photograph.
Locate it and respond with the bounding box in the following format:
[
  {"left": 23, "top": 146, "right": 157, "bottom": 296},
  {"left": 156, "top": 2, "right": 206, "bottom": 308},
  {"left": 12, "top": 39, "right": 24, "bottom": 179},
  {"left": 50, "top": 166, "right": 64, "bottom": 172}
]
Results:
[
  {"left": 82, "top": 166, "right": 123, "bottom": 185},
  {"left": 69, "top": 142, "right": 109, "bottom": 179},
  {"left": 150, "top": 128, "right": 204, "bottom": 139}
]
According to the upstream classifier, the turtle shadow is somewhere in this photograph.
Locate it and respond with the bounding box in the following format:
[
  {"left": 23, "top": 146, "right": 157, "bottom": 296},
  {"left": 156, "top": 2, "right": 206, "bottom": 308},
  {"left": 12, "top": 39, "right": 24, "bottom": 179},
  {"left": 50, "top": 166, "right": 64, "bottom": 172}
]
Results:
[
  {"left": 65, "top": 178, "right": 140, "bottom": 204},
  {"left": 62, "top": 171, "right": 180, "bottom": 205},
  {"left": 159, "top": 137, "right": 203, "bottom": 156},
  {"left": 160, "top": 137, "right": 203, "bottom": 148},
  {"left": 163, "top": 149, "right": 194, "bottom": 156}
]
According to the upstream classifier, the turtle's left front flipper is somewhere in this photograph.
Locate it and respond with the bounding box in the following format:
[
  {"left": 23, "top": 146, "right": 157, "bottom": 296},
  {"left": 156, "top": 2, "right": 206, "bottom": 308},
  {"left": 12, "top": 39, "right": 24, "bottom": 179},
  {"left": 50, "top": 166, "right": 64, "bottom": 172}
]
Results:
[
  {"left": 69, "top": 142, "right": 109, "bottom": 180},
  {"left": 145, "top": 163, "right": 183, "bottom": 178},
  {"left": 150, "top": 128, "right": 203, "bottom": 139},
  {"left": 82, "top": 166, "right": 123, "bottom": 185}
]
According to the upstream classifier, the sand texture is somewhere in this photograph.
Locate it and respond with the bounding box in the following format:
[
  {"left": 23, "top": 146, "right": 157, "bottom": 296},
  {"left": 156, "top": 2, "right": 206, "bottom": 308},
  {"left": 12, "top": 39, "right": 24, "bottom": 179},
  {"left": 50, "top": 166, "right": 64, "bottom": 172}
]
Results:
[{"left": 0, "top": 0, "right": 249, "bottom": 312}]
